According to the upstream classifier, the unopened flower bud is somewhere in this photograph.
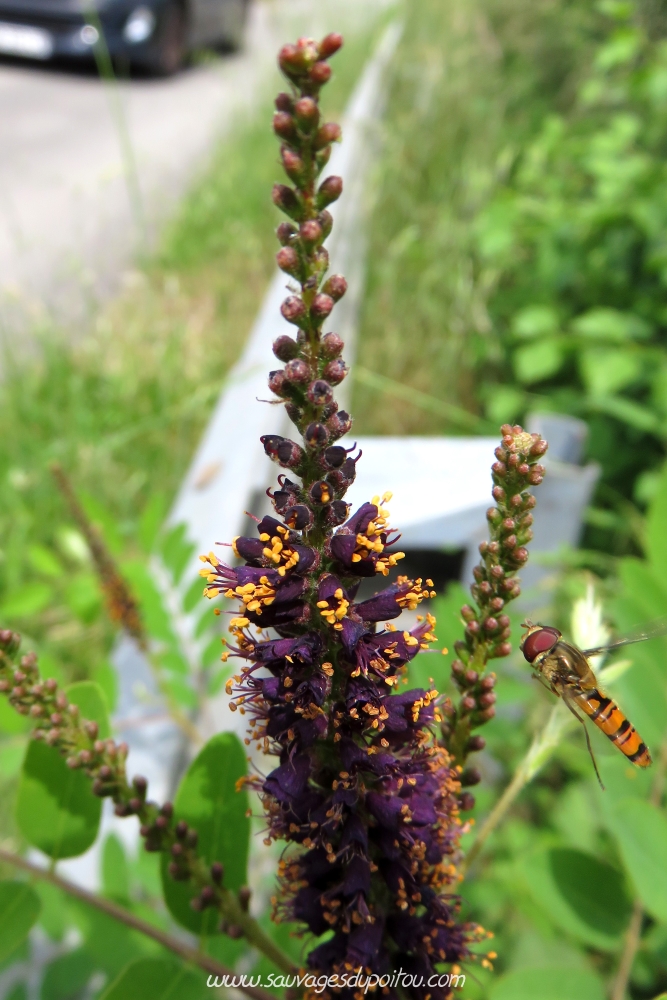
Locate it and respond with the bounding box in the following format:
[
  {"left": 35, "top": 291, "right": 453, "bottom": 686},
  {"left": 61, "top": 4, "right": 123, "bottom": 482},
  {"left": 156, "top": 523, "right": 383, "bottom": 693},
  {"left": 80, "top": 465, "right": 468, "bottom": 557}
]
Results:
[
  {"left": 272, "top": 184, "right": 301, "bottom": 220},
  {"left": 459, "top": 792, "right": 476, "bottom": 812},
  {"left": 310, "top": 61, "right": 331, "bottom": 84},
  {"left": 327, "top": 500, "right": 350, "bottom": 525},
  {"left": 200, "top": 886, "right": 216, "bottom": 909},
  {"left": 326, "top": 409, "right": 352, "bottom": 440},
  {"left": 280, "top": 295, "right": 306, "bottom": 325},
  {"left": 314, "top": 122, "right": 342, "bottom": 150},
  {"left": 319, "top": 32, "right": 343, "bottom": 58},
  {"left": 317, "top": 175, "right": 343, "bottom": 209},
  {"left": 211, "top": 861, "right": 224, "bottom": 884},
  {"left": 318, "top": 210, "right": 333, "bottom": 239},
  {"left": 284, "top": 504, "right": 313, "bottom": 530},
  {"left": 321, "top": 274, "right": 347, "bottom": 302},
  {"left": 294, "top": 96, "right": 319, "bottom": 129},
  {"left": 278, "top": 43, "right": 308, "bottom": 77},
  {"left": 476, "top": 706, "right": 496, "bottom": 722},
  {"left": 276, "top": 245, "right": 300, "bottom": 277},
  {"left": 268, "top": 370, "right": 289, "bottom": 397},
  {"left": 494, "top": 641, "right": 512, "bottom": 658},
  {"left": 273, "top": 111, "right": 296, "bottom": 141},
  {"left": 299, "top": 220, "right": 322, "bottom": 247},
  {"left": 281, "top": 147, "right": 305, "bottom": 183},
  {"left": 305, "top": 423, "right": 328, "bottom": 447},
  {"left": 307, "top": 380, "right": 333, "bottom": 406},
  {"left": 310, "top": 481, "right": 332, "bottom": 504},
  {"left": 276, "top": 221, "right": 297, "bottom": 245},
  {"left": 467, "top": 735, "right": 486, "bottom": 752},
  {"left": 284, "top": 358, "right": 310, "bottom": 383},
  {"left": 275, "top": 91, "right": 293, "bottom": 112},
  {"left": 311, "top": 294, "right": 334, "bottom": 320},
  {"left": 273, "top": 335, "right": 298, "bottom": 362},
  {"left": 461, "top": 767, "right": 481, "bottom": 787},
  {"left": 277, "top": 440, "right": 305, "bottom": 469},
  {"left": 323, "top": 445, "right": 346, "bottom": 469},
  {"left": 321, "top": 331, "right": 343, "bottom": 358},
  {"left": 322, "top": 358, "right": 347, "bottom": 385},
  {"left": 133, "top": 775, "right": 147, "bottom": 796}
]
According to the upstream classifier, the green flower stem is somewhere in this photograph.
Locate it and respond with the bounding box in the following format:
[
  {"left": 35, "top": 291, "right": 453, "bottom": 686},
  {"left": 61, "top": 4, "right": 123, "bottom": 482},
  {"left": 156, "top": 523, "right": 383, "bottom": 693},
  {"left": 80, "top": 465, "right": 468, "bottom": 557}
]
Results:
[
  {"left": 0, "top": 848, "right": 278, "bottom": 1000},
  {"left": 461, "top": 700, "right": 575, "bottom": 876}
]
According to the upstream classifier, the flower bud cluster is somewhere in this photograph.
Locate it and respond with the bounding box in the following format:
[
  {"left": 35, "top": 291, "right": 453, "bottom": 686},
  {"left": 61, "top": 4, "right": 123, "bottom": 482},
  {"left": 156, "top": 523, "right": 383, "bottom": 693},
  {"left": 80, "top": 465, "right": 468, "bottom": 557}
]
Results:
[
  {"left": 0, "top": 629, "right": 251, "bottom": 939},
  {"left": 196, "top": 35, "right": 494, "bottom": 995},
  {"left": 441, "top": 425, "right": 547, "bottom": 788},
  {"left": 264, "top": 34, "right": 359, "bottom": 535}
]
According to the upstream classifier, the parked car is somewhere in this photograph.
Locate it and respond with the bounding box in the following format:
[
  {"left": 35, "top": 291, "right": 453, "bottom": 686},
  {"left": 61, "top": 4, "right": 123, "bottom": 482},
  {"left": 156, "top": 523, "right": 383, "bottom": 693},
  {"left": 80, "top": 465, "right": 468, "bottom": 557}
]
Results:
[{"left": 0, "top": 0, "right": 248, "bottom": 74}]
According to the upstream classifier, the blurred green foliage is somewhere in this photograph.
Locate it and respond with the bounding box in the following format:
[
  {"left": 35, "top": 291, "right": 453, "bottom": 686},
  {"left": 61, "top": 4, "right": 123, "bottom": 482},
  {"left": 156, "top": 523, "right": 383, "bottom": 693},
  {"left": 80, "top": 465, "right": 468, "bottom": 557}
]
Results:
[{"left": 477, "top": 0, "right": 667, "bottom": 526}]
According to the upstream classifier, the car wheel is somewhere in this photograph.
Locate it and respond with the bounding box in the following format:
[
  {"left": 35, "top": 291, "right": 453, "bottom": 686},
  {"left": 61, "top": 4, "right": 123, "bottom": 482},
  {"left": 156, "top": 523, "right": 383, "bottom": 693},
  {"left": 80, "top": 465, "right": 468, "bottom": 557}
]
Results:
[
  {"left": 143, "top": 1, "right": 187, "bottom": 75},
  {"left": 218, "top": 0, "right": 248, "bottom": 52}
]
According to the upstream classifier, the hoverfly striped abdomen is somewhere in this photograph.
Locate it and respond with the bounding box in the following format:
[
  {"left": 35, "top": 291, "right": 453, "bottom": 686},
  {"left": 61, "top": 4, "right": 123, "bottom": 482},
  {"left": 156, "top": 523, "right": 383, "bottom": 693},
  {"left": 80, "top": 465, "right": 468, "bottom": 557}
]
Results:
[{"left": 573, "top": 688, "right": 652, "bottom": 767}]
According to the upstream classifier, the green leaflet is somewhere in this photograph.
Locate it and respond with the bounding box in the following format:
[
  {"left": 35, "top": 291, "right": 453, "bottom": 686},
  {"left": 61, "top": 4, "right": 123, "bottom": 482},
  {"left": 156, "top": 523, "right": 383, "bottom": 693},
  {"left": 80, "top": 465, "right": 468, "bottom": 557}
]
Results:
[
  {"left": 15, "top": 681, "right": 109, "bottom": 859},
  {"left": 489, "top": 966, "right": 606, "bottom": 1000},
  {"left": 606, "top": 798, "right": 667, "bottom": 923},
  {"left": 0, "top": 881, "right": 41, "bottom": 964},
  {"left": 522, "top": 847, "right": 630, "bottom": 949},
  {"left": 161, "top": 732, "right": 250, "bottom": 934},
  {"left": 41, "top": 949, "right": 95, "bottom": 1000},
  {"left": 100, "top": 957, "right": 208, "bottom": 1000}
]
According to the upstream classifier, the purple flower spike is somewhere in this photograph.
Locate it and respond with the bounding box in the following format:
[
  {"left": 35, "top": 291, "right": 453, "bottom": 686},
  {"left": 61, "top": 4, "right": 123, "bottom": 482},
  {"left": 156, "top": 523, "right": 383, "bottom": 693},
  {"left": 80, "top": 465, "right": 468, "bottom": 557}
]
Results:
[{"left": 196, "top": 29, "right": 502, "bottom": 996}]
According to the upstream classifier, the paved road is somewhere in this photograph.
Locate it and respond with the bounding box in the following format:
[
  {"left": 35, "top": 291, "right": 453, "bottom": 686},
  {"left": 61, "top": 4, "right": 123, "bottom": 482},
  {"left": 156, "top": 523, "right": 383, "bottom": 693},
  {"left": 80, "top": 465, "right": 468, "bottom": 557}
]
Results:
[{"left": 0, "top": 0, "right": 380, "bottom": 333}]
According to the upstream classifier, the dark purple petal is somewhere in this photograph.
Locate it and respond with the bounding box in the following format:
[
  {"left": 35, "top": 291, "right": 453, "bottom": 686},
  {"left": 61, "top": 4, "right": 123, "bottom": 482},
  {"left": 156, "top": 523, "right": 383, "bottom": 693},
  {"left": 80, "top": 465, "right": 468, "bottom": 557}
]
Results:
[
  {"left": 340, "top": 617, "right": 368, "bottom": 655},
  {"left": 264, "top": 754, "right": 310, "bottom": 802},
  {"left": 234, "top": 537, "right": 265, "bottom": 563},
  {"left": 355, "top": 584, "right": 405, "bottom": 622},
  {"left": 342, "top": 856, "right": 371, "bottom": 896},
  {"left": 344, "top": 502, "right": 378, "bottom": 535}
]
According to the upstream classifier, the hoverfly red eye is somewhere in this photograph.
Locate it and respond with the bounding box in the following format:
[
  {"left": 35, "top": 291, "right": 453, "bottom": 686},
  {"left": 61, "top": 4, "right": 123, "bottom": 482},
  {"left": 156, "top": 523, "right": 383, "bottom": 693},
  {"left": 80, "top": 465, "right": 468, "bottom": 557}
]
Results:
[{"left": 522, "top": 626, "right": 560, "bottom": 663}]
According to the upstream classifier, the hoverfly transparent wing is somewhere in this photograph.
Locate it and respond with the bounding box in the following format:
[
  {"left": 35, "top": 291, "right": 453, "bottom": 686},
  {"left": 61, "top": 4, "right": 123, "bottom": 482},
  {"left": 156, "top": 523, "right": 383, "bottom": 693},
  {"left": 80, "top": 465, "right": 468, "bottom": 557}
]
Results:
[{"left": 582, "top": 615, "right": 667, "bottom": 658}]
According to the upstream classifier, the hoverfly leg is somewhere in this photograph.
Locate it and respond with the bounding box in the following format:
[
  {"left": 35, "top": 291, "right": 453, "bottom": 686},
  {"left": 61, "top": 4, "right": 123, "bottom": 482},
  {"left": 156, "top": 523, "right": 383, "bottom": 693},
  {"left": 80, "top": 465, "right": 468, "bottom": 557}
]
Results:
[
  {"left": 563, "top": 695, "right": 605, "bottom": 791},
  {"left": 531, "top": 671, "right": 552, "bottom": 693}
]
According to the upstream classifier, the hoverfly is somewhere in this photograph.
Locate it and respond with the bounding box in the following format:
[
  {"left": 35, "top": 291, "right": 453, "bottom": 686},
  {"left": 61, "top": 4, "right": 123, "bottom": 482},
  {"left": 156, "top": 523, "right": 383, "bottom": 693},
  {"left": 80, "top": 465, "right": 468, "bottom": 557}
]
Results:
[{"left": 519, "top": 619, "right": 664, "bottom": 788}]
